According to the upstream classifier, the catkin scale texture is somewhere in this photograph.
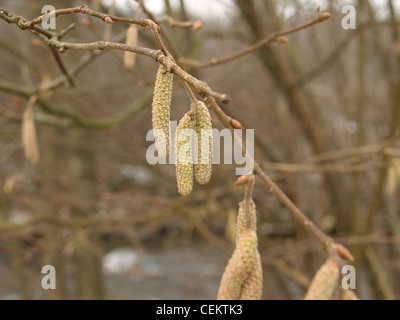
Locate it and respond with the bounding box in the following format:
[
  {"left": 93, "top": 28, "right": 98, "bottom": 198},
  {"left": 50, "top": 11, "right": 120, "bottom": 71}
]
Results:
[
  {"left": 194, "top": 101, "right": 212, "bottom": 184},
  {"left": 175, "top": 112, "right": 195, "bottom": 196},
  {"left": 152, "top": 65, "right": 173, "bottom": 158},
  {"left": 304, "top": 258, "right": 340, "bottom": 300},
  {"left": 236, "top": 200, "right": 256, "bottom": 242},
  {"left": 239, "top": 250, "right": 263, "bottom": 300},
  {"left": 235, "top": 200, "right": 262, "bottom": 300},
  {"left": 217, "top": 231, "right": 258, "bottom": 300}
]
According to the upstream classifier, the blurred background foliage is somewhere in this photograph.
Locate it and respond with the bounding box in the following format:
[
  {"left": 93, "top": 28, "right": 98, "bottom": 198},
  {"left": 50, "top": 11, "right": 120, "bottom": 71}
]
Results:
[{"left": 0, "top": 0, "right": 399, "bottom": 299}]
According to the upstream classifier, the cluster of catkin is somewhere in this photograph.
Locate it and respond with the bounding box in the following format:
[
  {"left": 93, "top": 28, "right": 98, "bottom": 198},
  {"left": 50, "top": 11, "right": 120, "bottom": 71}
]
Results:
[
  {"left": 217, "top": 199, "right": 263, "bottom": 300},
  {"left": 304, "top": 258, "right": 359, "bottom": 300},
  {"left": 152, "top": 64, "right": 213, "bottom": 196}
]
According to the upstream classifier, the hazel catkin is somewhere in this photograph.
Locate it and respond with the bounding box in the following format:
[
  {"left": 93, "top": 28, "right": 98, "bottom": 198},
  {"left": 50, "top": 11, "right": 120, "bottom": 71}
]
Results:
[
  {"left": 152, "top": 64, "right": 173, "bottom": 158},
  {"left": 194, "top": 101, "right": 212, "bottom": 185},
  {"left": 175, "top": 111, "right": 195, "bottom": 196},
  {"left": 233, "top": 200, "right": 262, "bottom": 300},
  {"left": 239, "top": 250, "right": 263, "bottom": 300},
  {"left": 217, "top": 231, "right": 260, "bottom": 300}
]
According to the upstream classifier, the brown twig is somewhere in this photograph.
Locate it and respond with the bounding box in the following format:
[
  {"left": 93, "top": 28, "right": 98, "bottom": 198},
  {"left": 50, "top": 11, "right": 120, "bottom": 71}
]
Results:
[
  {"left": 159, "top": 15, "right": 202, "bottom": 30},
  {"left": 205, "top": 96, "right": 338, "bottom": 256},
  {"left": 0, "top": 7, "right": 230, "bottom": 104},
  {"left": 49, "top": 48, "right": 75, "bottom": 87},
  {"left": 178, "top": 13, "right": 331, "bottom": 68}
]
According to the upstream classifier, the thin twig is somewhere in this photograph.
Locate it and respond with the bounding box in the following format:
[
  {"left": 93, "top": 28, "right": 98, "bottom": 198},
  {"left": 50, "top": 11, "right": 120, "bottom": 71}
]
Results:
[
  {"left": 49, "top": 48, "right": 75, "bottom": 87},
  {"left": 0, "top": 7, "right": 230, "bottom": 104},
  {"left": 205, "top": 96, "right": 337, "bottom": 255},
  {"left": 178, "top": 13, "right": 331, "bottom": 68},
  {"left": 57, "top": 22, "right": 76, "bottom": 40},
  {"left": 159, "top": 15, "right": 202, "bottom": 30},
  {"left": 180, "top": 79, "right": 197, "bottom": 104}
]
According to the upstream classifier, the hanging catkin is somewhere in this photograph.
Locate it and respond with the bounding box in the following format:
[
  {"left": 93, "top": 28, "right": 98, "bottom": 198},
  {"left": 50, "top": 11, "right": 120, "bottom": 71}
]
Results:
[
  {"left": 217, "top": 231, "right": 258, "bottom": 300},
  {"left": 304, "top": 258, "right": 340, "bottom": 300},
  {"left": 124, "top": 24, "right": 138, "bottom": 71},
  {"left": 175, "top": 112, "right": 194, "bottom": 196},
  {"left": 194, "top": 101, "right": 212, "bottom": 185},
  {"left": 22, "top": 103, "right": 40, "bottom": 164},
  {"left": 152, "top": 64, "right": 173, "bottom": 158},
  {"left": 235, "top": 199, "right": 262, "bottom": 300}
]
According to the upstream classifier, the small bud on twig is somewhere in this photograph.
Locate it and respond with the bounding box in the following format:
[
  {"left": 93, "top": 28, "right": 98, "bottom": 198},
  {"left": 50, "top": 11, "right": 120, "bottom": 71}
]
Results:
[
  {"left": 335, "top": 243, "right": 354, "bottom": 261},
  {"left": 276, "top": 36, "right": 289, "bottom": 44},
  {"left": 235, "top": 175, "right": 249, "bottom": 185},
  {"left": 319, "top": 12, "right": 331, "bottom": 21},
  {"left": 104, "top": 16, "right": 114, "bottom": 24},
  {"left": 230, "top": 118, "right": 242, "bottom": 129}
]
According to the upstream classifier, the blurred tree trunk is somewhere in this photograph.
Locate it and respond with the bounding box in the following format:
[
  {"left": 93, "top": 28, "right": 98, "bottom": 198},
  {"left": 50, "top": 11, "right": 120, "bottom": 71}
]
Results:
[
  {"left": 42, "top": 126, "right": 69, "bottom": 299},
  {"left": 235, "top": 0, "right": 348, "bottom": 233},
  {"left": 74, "top": 232, "right": 104, "bottom": 300},
  {"left": 71, "top": 131, "right": 105, "bottom": 300}
]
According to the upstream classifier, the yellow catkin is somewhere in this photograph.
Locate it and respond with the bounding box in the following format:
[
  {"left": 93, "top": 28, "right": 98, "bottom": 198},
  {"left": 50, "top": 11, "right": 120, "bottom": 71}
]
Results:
[
  {"left": 152, "top": 64, "right": 173, "bottom": 158},
  {"left": 194, "top": 101, "right": 212, "bottom": 185},
  {"left": 217, "top": 231, "right": 258, "bottom": 300},
  {"left": 22, "top": 104, "right": 40, "bottom": 164},
  {"left": 224, "top": 199, "right": 262, "bottom": 300},
  {"left": 236, "top": 200, "right": 257, "bottom": 243},
  {"left": 304, "top": 258, "right": 340, "bottom": 300},
  {"left": 124, "top": 24, "right": 138, "bottom": 71},
  {"left": 225, "top": 209, "right": 237, "bottom": 244},
  {"left": 237, "top": 199, "right": 262, "bottom": 300},
  {"left": 175, "top": 112, "right": 194, "bottom": 196},
  {"left": 240, "top": 250, "right": 263, "bottom": 300}
]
